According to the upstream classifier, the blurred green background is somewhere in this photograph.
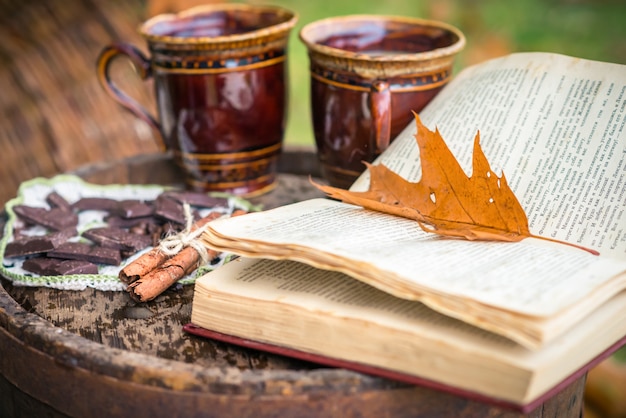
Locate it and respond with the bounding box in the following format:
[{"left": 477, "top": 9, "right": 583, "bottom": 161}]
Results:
[{"left": 260, "top": 0, "right": 626, "bottom": 147}]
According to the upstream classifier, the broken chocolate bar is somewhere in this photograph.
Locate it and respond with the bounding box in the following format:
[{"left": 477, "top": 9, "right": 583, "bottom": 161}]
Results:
[
  {"left": 115, "top": 200, "right": 154, "bottom": 219},
  {"left": 47, "top": 242, "right": 121, "bottom": 265},
  {"left": 45, "top": 192, "right": 72, "bottom": 212},
  {"left": 104, "top": 214, "right": 160, "bottom": 229},
  {"left": 154, "top": 195, "right": 186, "bottom": 225},
  {"left": 82, "top": 227, "right": 152, "bottom": 253},
  {"left": 4, "top": 184, "right": 237, "bottom": 280},
  {"left": 4, "top": 227, "right": 77, "bottom": 258},
  {"left": 71, "top": 197, "right": 120, "bottom": 212},
  {"left": 22, "top": 257, "right": 99, "bottom": 276},
  {"left": 13, "top": 205, "right": 78, "bottom": 231},
  {"left": 160, "top": 191, "right": 229, "bottom": 208}
]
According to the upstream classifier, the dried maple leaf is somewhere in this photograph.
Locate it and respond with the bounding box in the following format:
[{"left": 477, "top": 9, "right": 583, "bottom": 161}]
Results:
[{"left": 313, "top": 113, "right": 598, "bottom": 255}]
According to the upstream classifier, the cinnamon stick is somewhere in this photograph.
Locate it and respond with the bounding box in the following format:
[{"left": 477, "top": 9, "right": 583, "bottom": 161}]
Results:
[
  {"left": 125, "top": 209, "right": 248, "bottom": 302},
  {"left": 118, "top": 248, "right": 169, "bottom": 284},
  {"left": 118, "top": 211, "right": 222, "bottom": 284},
  {"left": 127, "top": 245, "right": 218, "bottom": 302}
]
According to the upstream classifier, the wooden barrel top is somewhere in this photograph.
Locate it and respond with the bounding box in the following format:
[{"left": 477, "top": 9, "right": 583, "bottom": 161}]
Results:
[{"left": 0, "top": 149, "right": 585, "bottom": 417}]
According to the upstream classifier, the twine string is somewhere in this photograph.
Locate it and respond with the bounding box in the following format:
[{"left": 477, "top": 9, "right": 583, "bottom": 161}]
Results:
[{"left": 158, "top": 203, "right": 211, "bottom": 264}]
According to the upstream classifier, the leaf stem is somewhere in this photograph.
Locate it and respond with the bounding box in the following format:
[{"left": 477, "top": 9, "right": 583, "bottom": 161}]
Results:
[{"left": 530, "top": 234, "right": 600, "bottom": 256}]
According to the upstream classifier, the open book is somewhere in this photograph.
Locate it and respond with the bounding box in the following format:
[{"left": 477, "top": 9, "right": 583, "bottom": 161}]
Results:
[{"left": 189, "top": 52, "right": 626, "bottom": 409}]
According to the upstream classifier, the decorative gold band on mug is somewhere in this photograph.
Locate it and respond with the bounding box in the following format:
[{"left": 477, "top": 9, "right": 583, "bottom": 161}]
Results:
[
  {"left": 173, "top": 143, "right": 281, "bottom": 196},
  {"left": 321, "top": 163, "right": 364, "bottom": 184},
  {"left": 150, "top": 51, "right": 287, "bottom": 74},
  {"left": 310, "top": 66, "right": 453, "bottom": 93}
]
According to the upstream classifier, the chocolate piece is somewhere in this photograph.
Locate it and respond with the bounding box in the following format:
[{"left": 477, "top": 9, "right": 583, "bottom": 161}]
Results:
[
  {"left": 104, "top": 215, "right": 160, "bottom": 229},
  {"left": 154, "top": 195, "right": 186, "bottom": 225},
  {"left": 82, "top": 227, "right": 152, "bottom": 253},
  {"left": 47, "top": 242, "right": 121, "bottom": 265},
  {"left": 22, "top": 257, "right": 99, "bottom": 276},
  {"left": 45, "top": 192, "right": 72, "bottom": 212},
  {"left": 4, "top": 227, "right": 77, "bottom": 258},
  {"left": 161, "top": 190, "right": 229, "bottom": 208},
  {"left": 13, "top": 205, "right": 78, "bottom": 231},
  {"left": 71, "top": 197, "right": 120, "bottom": 212},
  {"left": 128, "top": 221, "right": 169, "bottom": 238},
  {"left": 115, "top": 200, "right": 154, "bottom": 219}
]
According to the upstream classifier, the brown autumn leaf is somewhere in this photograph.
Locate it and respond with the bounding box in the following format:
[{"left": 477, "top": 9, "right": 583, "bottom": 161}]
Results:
[{"left": 313, "top": 113, "right": 598, "bottom": 255}]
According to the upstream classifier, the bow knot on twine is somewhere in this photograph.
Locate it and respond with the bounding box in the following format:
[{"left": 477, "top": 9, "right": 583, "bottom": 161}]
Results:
[{"left": 158, "top": 203, "right": 212, "bottom": 264}]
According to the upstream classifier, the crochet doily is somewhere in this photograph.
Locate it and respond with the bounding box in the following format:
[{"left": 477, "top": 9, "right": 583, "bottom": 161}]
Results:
[{"left": 0, "top": 175, "right": 253, "bottom": 291}]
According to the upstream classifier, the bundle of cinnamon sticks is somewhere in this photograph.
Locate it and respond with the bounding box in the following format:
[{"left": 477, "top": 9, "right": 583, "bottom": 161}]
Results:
[{"left": 120, "top": 209, "right": 246, "bottom": 302}]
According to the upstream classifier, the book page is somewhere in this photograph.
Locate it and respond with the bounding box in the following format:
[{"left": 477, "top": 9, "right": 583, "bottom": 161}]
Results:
[
  {"left": 352, "top": 52, "right": 626, "bottom": 259},
  {"left": 201, "top": 257, "right": 521, "bottom": 348},
  {"left": 193, "top": 257, "right": 626, "bottom": 403},
  {"left": 193, "top": 257, "right": 534, "bottom": 402},
  {"left": 204, "top": 198, "right": 626, "bottom": 318}
]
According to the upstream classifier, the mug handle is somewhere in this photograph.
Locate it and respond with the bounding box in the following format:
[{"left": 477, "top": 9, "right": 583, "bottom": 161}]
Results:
[
  {"left": 96, "top": 43, "right": 166, "bottom": 150},
  {"left": 370, "top": 80, "right": 392, "bottom": 154}
]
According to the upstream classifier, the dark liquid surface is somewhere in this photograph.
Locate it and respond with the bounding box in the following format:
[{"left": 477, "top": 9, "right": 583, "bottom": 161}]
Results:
[
  {"left": 149, "top": 11, "right": 287, "bottom": 38},
  {"left": 319, "top": 22, "right": 457, "bottom": 54}
]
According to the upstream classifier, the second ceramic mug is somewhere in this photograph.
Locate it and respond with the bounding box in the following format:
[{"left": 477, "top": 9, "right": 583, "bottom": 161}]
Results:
[
  {"left": 299, "top": 15, "right": 465, "bottom": 188},
  {"left": 97, "top": 4, "right": 298, "bottom": 196}
]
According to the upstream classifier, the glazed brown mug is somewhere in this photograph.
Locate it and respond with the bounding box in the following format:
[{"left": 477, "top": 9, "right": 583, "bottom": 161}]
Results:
[
  {"left": 299, "top": 15, "right": 465, "bottom": 188},
  {"left": 97, "top": 4, "right": 298, "bottom": 196}
]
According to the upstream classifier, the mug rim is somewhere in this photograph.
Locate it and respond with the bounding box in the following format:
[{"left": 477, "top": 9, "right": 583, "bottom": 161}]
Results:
[
  {"left": 299, "top": 14, "right": 465, "bottom": 62},
  {"left": 140, "top": 3, "right": 298, "bottom": 45}
]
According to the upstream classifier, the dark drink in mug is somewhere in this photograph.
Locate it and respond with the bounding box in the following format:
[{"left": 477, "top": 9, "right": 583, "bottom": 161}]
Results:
[{"left": 98, "top": 4, "right": 298, "bottom": 196}]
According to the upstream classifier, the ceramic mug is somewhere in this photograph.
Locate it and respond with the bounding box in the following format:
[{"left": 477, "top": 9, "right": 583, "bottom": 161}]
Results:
[
  {"left": 299, "top": 15, "right": 465, "bottom": 188},
  {"left": 97, "top": 4, "right": 298, "bottom": 196}
]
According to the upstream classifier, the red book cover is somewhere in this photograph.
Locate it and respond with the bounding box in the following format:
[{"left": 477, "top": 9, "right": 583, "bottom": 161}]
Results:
[{"left": 183, "top": 323, "right": 626, "bottom": 413}]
